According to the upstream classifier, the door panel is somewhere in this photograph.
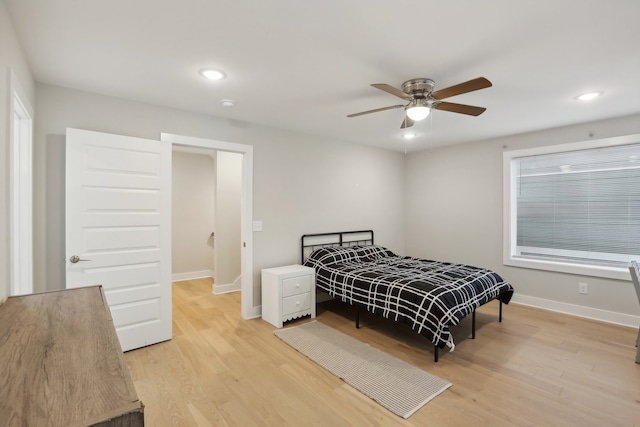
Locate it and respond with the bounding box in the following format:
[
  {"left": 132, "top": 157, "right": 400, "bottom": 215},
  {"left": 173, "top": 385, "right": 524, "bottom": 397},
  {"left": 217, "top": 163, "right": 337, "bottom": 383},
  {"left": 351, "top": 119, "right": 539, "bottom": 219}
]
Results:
[
  {"left": 105, "top": 284, "right": 162, "bottom": 306},
  {"left": 85, "top": 188, "right": 160, "bottom": 211},
  {"left": 110, "top": 299, "right": 161, "bottom": 328},
  {"left": 84, "top": 227, "right": 160, "bottom": 252},
  {"left": 66, "top": 128, "right": 171, "bottom": 352}
]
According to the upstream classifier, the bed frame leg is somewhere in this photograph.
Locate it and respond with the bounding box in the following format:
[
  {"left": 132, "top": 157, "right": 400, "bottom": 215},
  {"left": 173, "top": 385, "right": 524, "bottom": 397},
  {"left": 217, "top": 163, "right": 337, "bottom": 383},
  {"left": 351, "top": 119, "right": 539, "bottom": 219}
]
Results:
[
  {"left": 472, "top": 310, "right": 476, "bottom": 339},
  {"left": 434, "top": 345, "right": 439, "bottom": 363},
  {"left": 355, "top": 306, "right": 360, "bottom": 329},
  {"left": 499, "top": 300, "right": 503, "bottom": 322}
]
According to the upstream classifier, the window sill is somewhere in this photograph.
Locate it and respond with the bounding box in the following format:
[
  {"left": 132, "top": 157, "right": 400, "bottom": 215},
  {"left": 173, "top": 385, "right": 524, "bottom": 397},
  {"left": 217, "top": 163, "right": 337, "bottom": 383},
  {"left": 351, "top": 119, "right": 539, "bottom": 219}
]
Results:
[{"left": 503, "top": 256, "right": 631, "bottom": 281}]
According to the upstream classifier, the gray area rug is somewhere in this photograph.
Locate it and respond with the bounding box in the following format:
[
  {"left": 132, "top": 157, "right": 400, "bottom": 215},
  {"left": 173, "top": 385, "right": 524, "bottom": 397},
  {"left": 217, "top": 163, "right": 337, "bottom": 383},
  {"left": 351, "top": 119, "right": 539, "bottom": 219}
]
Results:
[{"left": 274, "top": 321, "right": 451, "bottom": 418}]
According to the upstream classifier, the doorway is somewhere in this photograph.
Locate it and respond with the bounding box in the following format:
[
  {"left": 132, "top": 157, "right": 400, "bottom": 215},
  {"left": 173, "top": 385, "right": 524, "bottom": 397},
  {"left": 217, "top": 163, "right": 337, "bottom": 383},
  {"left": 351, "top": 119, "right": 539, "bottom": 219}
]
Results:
[
  {"left": 171, "top": 148, "right": 243, "bottom": 294},
  {"left": 171, "top": 148, "right": 217, "bottom": 284},
  {"left": 161, "top": 134, "right": 257, "bottom": 320}
]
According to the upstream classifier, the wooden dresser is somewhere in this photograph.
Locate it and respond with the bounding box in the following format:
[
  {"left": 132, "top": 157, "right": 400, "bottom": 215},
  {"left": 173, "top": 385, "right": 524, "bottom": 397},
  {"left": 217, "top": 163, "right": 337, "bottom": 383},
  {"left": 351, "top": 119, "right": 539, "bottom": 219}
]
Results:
[{"left": 0, "top": 286, "right": 144, "bottom": 427}]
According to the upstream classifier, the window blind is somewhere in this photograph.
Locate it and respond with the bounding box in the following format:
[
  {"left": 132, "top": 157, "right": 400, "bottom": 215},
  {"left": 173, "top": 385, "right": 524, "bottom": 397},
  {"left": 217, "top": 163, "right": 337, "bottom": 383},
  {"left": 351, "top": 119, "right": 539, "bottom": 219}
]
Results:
[{"left": 514, "top": 143, "right": 640, "bottom": 266}]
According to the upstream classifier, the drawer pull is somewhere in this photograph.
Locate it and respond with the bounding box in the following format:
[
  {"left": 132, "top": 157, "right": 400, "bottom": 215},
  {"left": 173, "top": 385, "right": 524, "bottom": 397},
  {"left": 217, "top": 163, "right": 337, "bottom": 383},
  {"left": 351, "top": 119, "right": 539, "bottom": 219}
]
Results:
[
  {"left": 296, "top": 301, "right": 300, "bottom": 305},
  {"left": 296, "top": 284, "right": 300, "bottom": 288}
]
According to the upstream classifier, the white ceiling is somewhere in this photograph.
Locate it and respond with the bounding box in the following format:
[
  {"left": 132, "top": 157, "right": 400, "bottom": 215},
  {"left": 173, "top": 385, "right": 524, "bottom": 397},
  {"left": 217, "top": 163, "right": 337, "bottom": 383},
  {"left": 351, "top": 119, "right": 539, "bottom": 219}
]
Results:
[{"left": 5, "top": 0, "right": 640, "bottom": 153}]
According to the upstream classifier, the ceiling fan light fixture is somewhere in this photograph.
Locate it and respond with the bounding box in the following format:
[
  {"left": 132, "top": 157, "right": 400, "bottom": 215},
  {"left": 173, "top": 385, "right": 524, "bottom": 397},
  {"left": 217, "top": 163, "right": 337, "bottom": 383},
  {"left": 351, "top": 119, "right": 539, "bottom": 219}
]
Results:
[
  {"left": 406, "top": 100, "right": 430, "bottom": 121},
  {"left": 347, "top": 77, "right": 491, "bottom": 127}
]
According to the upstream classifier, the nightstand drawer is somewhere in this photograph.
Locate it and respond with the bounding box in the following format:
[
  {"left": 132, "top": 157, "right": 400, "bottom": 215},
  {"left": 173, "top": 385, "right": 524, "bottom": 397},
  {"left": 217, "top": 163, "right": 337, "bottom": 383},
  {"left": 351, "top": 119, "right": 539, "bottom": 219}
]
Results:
[
  {"left": 282, "top": 275, "right": 312, "bottom": 297},
  {"left": 282, "top": 292, "right": 311, "bottom": 316}
]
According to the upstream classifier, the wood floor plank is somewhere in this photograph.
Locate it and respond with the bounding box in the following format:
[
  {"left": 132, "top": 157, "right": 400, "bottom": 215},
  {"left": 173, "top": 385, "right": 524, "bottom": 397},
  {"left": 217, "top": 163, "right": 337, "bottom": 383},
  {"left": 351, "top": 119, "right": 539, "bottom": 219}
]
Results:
[{"left": 124, "top": 279, "right": 640, "bottom": 426}]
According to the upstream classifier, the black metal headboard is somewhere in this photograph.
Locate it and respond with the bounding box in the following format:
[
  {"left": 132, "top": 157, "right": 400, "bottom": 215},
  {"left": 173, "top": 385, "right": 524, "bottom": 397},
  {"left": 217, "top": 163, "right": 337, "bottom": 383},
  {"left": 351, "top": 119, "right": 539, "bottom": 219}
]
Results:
[{"left": 301, "top": 230, "right": 374, "bottom": 264}]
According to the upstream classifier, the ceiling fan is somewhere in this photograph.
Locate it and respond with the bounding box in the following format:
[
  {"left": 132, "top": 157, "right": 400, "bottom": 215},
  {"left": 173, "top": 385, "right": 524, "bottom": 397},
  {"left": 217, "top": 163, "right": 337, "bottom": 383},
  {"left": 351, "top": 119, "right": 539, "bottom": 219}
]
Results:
[{"left": 347, "top": 77, "right": 492, "bottom": 129}]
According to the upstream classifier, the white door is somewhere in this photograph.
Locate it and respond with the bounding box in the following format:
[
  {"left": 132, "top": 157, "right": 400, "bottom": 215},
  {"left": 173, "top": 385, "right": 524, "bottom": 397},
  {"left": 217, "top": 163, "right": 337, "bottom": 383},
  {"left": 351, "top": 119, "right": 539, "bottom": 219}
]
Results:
[{"left": 65, "top": 128, "right": 172, "bottom": 351}]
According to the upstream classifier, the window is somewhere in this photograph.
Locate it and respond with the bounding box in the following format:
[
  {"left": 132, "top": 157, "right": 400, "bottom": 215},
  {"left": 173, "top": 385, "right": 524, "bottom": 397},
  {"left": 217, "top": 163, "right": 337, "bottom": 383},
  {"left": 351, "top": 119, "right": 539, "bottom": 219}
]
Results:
[{"left": 503, "top": 134, "right": 640, "bottom": 280}]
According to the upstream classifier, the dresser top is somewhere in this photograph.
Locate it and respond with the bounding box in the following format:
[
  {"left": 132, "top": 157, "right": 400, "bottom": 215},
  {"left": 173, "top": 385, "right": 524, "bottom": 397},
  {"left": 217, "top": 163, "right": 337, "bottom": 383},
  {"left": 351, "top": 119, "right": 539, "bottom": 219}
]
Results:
[{"left": 0, "top": 286, "right": 143, "bottom": 427}]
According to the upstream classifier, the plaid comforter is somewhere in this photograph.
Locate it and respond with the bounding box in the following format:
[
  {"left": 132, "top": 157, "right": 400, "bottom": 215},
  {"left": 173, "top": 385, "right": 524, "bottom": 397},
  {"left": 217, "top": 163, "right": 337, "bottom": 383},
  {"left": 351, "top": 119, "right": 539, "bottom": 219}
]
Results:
[{"left": 304, "top": 245, "right": 514, "bottom": 349}]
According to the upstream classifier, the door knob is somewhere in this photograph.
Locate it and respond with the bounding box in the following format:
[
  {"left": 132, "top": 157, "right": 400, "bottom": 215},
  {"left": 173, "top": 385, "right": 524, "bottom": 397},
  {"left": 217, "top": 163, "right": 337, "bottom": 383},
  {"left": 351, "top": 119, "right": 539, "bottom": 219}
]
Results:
[{"left": 69, "top": 255, "right": 91, "bottom": 263}]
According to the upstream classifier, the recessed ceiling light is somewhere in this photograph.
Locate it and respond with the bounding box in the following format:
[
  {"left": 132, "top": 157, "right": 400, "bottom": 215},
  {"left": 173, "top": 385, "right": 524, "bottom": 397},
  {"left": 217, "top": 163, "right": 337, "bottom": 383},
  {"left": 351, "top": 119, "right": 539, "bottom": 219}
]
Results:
[
  {"left": 575, "top": 91, "right": 602, "bottom": 101},
  {"left": 221, "top": 99, "right": 235, "bottom": 107},
  {"left": 199, "top": 69, "right": 226, "bottom": 80},
  {"left": 402, "top": 133, "right": 417, "bottom": 140}
]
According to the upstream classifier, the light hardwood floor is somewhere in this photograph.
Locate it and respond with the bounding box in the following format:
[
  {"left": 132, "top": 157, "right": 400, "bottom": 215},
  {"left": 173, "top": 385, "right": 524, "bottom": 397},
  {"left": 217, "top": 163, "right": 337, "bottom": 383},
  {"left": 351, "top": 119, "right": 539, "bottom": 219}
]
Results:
[{"left": 124, "top": 278, "right": 640, "bottom": 426}]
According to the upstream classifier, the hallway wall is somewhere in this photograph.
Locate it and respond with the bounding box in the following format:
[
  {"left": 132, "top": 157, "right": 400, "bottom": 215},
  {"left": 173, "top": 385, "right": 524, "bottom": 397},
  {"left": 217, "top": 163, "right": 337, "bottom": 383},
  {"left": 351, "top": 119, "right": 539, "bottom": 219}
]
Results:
[{"left": 172, "top": 151, "right": 216, "bottom": 279}]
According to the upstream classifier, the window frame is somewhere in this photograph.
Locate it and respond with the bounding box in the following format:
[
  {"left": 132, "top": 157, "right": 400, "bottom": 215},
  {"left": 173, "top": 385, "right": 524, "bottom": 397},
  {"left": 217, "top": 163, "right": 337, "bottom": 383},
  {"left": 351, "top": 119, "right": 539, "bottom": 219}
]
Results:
[{"left": 503, "top": 133, "right": 640, "bottom": 281}]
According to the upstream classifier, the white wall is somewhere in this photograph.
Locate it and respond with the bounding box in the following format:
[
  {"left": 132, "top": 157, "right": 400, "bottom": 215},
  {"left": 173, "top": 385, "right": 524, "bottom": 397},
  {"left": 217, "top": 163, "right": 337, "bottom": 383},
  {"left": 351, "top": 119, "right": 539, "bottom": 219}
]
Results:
[
  {"left": 20, "top": 74, "right": 640, "bottom": 324},
  {"left": 171, "top": 151, "right": 215, "bottom": 277},
  {"left": 406, "top": 113, "right": 640, "bottom": 323},
  {"left": 215, "top": 151, "right": 242, "bottom": 288},
  {"left": 0, "top": 1, "right": 34, "bottom": 301},
  {"left": 33, "top": 84, "right": 406, "bottom": 308}
]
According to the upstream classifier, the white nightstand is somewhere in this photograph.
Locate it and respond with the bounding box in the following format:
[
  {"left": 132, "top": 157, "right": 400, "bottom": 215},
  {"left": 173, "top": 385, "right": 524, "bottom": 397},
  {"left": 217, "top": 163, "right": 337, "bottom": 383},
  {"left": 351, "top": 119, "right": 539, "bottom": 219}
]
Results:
[{"left": 261, "top": 265, "right": 316, "bottom": 328}]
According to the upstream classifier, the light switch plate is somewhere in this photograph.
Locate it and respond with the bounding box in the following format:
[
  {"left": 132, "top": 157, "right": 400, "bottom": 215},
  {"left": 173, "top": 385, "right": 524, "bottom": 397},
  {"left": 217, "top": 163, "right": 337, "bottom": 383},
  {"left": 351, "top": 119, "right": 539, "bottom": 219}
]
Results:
[{"left": 253, "top": 220, "right": 263, "bottom": 232}]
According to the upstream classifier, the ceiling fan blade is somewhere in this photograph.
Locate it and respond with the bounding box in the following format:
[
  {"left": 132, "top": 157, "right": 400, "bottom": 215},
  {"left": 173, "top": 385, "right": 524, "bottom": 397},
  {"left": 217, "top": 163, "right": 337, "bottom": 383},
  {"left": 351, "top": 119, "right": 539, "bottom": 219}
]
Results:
[
  {"left": 434, "top": 102, "right": 487, "bottom": 116},
  {"left": 371, "top": 84, "right": 412, "bottom": 100},
  {"left": 347, "top": 104, "right": 405, "bottom": 117},
  {"left": 430, "top": 77, "right": 492, "bottom": 100},
  {"left": 400, "top": 115, "right": 414, "bottom": 129}
]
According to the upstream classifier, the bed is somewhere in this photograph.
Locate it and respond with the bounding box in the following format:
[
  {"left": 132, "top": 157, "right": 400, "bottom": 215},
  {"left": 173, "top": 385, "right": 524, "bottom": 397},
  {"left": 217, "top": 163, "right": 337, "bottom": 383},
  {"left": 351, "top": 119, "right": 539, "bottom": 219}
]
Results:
[{"left": 301, "top": 230, "right": 514, "bottom": 362}]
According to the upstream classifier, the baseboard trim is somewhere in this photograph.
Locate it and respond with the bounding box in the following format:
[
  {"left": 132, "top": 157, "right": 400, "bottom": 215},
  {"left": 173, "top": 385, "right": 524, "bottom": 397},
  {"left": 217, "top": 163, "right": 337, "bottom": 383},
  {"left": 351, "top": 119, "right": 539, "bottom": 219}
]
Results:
[
  {"left": 213, "top": 284, "right": 240, "bottom": 295},
  {"left": 244, "top": 305, "right": 262, "bottom": 320},
  {"left": 511, "top": 294, "right": 640, "bottom": 328},
  {"left": 172, "top": 270, "right": 213, "bottom": 282},
  {"left": 213, "top": 276, "right": 241, "bottom": 295}
]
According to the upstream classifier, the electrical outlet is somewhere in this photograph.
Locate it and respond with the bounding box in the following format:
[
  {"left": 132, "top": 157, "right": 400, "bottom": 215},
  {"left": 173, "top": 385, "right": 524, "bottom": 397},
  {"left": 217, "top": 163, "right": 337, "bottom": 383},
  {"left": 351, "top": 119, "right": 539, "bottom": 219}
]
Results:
[{"left": 578, "top": 282, "right": 588, "bottom": 294}]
